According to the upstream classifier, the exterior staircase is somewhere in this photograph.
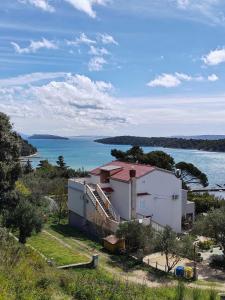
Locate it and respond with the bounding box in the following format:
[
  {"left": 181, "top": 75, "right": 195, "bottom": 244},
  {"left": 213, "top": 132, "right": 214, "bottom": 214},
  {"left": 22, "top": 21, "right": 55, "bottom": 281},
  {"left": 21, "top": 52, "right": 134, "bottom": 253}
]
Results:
[
  {"left": 85, "top": 183, "right": 120, "bottom": 233},
  {"left": 93, "top": 190, "right": 115, "bottom": 221}
]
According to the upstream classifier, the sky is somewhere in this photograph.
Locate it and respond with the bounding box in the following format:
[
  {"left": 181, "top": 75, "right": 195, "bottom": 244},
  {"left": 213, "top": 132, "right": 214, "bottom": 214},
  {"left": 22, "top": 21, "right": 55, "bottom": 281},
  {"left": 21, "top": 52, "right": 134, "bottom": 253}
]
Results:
[{"left": 1, "top": 0, "right": 225, "bottom": 136}]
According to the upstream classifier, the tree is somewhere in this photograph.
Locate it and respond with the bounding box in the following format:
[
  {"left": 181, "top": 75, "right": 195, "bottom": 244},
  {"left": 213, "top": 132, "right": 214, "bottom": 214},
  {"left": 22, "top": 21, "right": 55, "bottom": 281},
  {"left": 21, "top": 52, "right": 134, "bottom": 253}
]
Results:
[
  {"left": 111, "top": 146, "right": 175, "bottom": 171},
  {"left": 0, "top": 112, "right": 21, "bottom": 211},
  {"left": 56, "top": 155, "right": 67, "bottom": 170},
  {"left": 188, "top": 192, "right": 222, "bottom": 215},
  {"left": 52, "top": 179, "right": 67, "bottom": 224},
  {"left": 193, "top": 208, "right": 225, "bottom": 256},
  {"left": 111, "top": 146, "right": 143, "bottom": 163},
  {"left": 155, "top": 226, "right": 189, "bottom": 272},
  {"left": 143, "top": 151, "right": 175, "bottom": 171},
  {"left": 23, "top": 159, "right": 33, "bottom": 174},
  {"left": 175, "top": 162, "right": 208, "bottom": 188},
  {"left": 37, "top": 160, "right": 52, "bottom": 169},
  {"left": 116, "top": 221, "right": 155, "bottom": 255},
  {"left": 5, "top": 197, "right": 43, "bottom": 244}
]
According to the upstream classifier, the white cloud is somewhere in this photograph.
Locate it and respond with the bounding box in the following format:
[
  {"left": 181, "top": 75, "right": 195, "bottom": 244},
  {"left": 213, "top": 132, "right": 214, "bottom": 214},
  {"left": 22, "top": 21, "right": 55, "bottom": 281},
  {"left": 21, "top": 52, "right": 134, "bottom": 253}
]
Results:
[
  {"left": 176, "top": 0, "right": 190, "bottom": 9},
  {"left": 98, "top": 33, "right": 118, "bottom": 45},
  {"left": 88, "top": 56, "right": 107, "bottom": 71},
  {"left": 208, "top": 74, "right": 219, "bottom": 81},
  {"left": 148, "top": 72, "right": 212, "bottom": 88},
  {"left": 64, "top": 0, "right": 109, "bottom": 18},
  {"left": 18, "top": 0, "right": 55, "bottom": 12},
  {"left": 175, "top": 72, "right": 192, "bottom": 81},
  {"left": 147, "top": 73, "right": 182, "bottom": 88},
  {"left": 0, "top": 72, "right": 67, "bottom": 87},
  {"left": 11, "top": 38, "right": 57, "bottom": 54},
  {"left": 67, "top": 33, "right": 96, "bottom": 46},
  {"left": 0, "top": 73, "right": 127, "bottom": 134},
  {"left": 202, "top": 48, "right": 225, "bottom": 65},
  {"left": 88, "top": 45, "right": 109, "bottom": 56}
]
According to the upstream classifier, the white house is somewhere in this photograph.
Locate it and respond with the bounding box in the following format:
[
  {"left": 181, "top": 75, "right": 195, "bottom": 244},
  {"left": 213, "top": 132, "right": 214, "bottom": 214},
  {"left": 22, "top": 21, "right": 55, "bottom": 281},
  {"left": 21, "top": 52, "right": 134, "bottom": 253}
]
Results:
[{"left": 68, "top": 161, "right": 195, "bottom": 234}]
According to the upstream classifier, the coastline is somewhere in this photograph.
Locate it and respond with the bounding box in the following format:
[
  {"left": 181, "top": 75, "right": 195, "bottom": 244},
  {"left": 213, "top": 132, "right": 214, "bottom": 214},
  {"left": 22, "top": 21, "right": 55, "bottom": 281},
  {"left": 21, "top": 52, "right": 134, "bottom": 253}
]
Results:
[{"left": 19, "top": 152, "right": 40, "bottom": 160}]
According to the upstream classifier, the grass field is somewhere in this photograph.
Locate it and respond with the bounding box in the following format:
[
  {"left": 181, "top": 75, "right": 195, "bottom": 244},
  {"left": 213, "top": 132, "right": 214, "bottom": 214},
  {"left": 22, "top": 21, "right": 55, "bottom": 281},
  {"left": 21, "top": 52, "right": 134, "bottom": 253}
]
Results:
[{"left": 28, "top": 231, "right": 89, "bottom": 266}]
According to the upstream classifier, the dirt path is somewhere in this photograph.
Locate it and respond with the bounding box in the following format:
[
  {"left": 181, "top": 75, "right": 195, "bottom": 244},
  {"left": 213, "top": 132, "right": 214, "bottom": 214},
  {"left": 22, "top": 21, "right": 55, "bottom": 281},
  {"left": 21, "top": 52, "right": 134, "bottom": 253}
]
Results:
[{"left": 44, "top": 229, "right": 225, "bottom": 292}]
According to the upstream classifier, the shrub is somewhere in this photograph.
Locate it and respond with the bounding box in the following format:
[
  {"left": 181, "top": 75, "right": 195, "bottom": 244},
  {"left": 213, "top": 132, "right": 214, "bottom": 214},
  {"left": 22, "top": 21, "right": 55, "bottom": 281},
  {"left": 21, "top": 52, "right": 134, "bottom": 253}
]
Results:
[{"left": 198, "top": 240, "right": 214, "bottom": 251}]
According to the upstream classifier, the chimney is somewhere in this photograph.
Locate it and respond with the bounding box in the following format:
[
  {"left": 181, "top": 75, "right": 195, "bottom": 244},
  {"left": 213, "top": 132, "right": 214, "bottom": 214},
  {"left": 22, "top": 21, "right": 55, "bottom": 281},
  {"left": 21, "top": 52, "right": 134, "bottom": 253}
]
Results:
[
  {"left": 130, "top": 168, "right": 136, "bottom": 178},
  {"left": 130, "top": 167, "right": 136, "bottom": 219}
]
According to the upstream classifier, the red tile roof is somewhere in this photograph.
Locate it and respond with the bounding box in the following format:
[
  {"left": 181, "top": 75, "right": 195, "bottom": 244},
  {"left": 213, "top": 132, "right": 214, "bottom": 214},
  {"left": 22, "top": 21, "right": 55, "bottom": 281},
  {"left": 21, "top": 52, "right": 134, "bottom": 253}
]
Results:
[{"left": 90, "top": 161, "right": 155, "bottom": 182}]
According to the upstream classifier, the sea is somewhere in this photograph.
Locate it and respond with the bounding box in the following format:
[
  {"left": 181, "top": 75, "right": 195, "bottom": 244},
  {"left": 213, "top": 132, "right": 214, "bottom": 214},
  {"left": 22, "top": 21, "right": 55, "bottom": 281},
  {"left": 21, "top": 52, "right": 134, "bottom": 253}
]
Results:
[{"left": 28, "top": 137, "right": 225, "bottom": 196}]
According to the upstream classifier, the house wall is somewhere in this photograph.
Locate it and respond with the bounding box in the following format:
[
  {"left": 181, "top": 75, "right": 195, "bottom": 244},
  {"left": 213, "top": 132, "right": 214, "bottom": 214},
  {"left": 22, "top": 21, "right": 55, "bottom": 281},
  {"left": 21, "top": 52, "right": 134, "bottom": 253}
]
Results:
[
  {"left": 110, "top": 179, "right": 131, "bottom": 220},
  {"left": 68, "top": 180, "right": 96, "bottom": 223},
  {"left": 68, "top": 180, "right": 85, "bottom": 217},
  {"left": 136, "top": 170, "right": 183, "bottom": 232},
  {"left": 90, "top": 174, "right": 100, "bottom": 184}
]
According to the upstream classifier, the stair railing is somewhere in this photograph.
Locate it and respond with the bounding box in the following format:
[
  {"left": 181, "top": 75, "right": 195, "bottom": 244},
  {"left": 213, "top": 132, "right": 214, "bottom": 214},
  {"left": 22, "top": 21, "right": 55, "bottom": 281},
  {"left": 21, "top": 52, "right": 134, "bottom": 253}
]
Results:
[
  {"left": 86, "top": 184, "right": 109, "bottom": 220},
  {"left": 96, "top": 184, "right": 120, "bottom": 222},
  {"left": 86, "top": 184, "right": 120, "bottom": 233}
]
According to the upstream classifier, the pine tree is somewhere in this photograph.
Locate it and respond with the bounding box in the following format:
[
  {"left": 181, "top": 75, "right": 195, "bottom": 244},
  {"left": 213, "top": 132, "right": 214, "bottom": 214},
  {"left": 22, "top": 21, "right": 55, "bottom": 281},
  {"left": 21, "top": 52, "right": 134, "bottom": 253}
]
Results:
[
  {"left": 0, "top": 112, "right": 21, "bottom": 211},
  {"left": 24, "top": 159, "right": 33, "bottom": 174},
  {"left": 56, "top": 155, "right": 67, "bottom": 169}
]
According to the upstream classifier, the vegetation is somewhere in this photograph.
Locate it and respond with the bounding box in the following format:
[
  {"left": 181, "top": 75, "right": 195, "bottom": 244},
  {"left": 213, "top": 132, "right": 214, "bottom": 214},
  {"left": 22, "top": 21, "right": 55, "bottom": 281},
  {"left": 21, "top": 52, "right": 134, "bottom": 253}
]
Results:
[
  {"left": 28, "top": 231, "right": 89, "bottom": 265},
  {"left": 0, "top": 228, "right": 219, "bottom": 300},
  {"left": 193, "top": 207, "right": 225, "bottom": 256},
  {"left": 19, "top": 136, "right": 37, "bottom": 156},
  {"left": 5, "top": 196, "right": 43, "bottom": 243},
  {"left": 29, "top": 134, "right": 69, "bottom": 140},
  {"left": 116, "top": 221, "right": 155, "bottom": 256},
  {"left": 0, "top": 112, "right": 21, "bottom": 211},
  {"left": 155, "top": 226, "right": 194, "bottom": 272},
  {"left": 111, "top": 145, "right": 208, "bottom": 188},
  {"left": 188, "top": 192, "right": 224, "bottom": 215},
  {"left": 96, "top": 135, "right": 225, "bottom": 152},
  {"left": 176, "top": 162, "right": 208, "bottom": 187}
]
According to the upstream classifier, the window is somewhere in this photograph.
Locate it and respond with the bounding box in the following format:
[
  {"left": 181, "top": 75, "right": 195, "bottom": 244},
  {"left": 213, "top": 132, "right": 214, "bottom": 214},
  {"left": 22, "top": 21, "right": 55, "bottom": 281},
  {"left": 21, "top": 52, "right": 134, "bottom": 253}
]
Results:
[{"left": 139, "top": 199, "right": 147, "bottom": 209}]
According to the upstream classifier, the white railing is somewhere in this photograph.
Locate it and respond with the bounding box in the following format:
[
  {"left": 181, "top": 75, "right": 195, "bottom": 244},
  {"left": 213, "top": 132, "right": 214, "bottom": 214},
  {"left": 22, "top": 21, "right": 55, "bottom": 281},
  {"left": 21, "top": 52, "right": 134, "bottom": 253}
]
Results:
[
  {"left": 86, "top": 184, "right": 120, "bottom": 233},
  {"left": 86, "top": 185, "right": 108, "bottom": 220},
  {"left": 96, "top": 184, "right": 120, "bottom": 222},
  {"left": 150, "top": 219, "right": 165, "bottom": 232},
  {"left": 136, "top": 214, "right": 165, "bottom": 232}
]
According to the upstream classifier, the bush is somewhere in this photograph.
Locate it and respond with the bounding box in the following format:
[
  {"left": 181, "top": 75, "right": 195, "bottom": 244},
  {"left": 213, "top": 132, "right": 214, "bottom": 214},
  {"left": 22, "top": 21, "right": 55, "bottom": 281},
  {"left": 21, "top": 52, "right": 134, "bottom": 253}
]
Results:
[
  {"left": 209, "top": 255, "right": 225, "bottom": 270},
  {"left": 198, "top": 240, "right": 214, "bottom": 251}
]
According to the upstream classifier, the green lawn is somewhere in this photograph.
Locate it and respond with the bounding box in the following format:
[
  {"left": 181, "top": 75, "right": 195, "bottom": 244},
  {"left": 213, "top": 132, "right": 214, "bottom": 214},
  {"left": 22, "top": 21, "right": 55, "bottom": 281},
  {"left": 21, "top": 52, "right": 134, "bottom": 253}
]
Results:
[{"left": 28, "top": 231, "right": 89, "bottom": 266}]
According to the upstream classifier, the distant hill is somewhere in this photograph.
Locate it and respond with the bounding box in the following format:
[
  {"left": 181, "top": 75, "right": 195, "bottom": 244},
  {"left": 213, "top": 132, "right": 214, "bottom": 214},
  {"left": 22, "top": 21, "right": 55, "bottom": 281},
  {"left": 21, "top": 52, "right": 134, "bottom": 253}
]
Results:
[
  {"left": 29, "top": 134, "right": 69, "bottom": 140},
  {"left": 95, "top": 135, "right": 225, "bottom": 153},
  {"left": 173, "top": 135, "right": 225, "bottom": 140}
]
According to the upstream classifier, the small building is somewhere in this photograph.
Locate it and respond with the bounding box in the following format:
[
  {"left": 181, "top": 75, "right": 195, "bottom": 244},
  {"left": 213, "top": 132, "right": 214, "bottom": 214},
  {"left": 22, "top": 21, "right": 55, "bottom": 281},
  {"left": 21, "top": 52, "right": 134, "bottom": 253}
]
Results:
[
  {"left": 68, "top": 160, "right": 195, "bottom": 234},
  {"left": 102, "top": 235, "right": 125, "bottom": 253}
]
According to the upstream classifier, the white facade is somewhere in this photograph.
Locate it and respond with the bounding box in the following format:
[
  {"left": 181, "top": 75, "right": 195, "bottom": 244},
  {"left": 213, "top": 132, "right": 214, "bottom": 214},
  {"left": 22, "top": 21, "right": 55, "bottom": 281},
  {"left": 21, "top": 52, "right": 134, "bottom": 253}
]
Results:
[{"left": 68, "top": 161, "right": 195, "bottom": 233}]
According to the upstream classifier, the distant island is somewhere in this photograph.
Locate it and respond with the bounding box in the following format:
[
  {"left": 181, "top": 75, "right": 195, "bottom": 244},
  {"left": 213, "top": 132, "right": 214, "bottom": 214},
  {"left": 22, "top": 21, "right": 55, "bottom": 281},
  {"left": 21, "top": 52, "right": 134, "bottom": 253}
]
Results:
[
  {"left": 29, "top": 134, "right": 69, "bottom": 140},
  {"left": 95, "top": 135, "right": 225, "bottom": 152},
  {"left": 172, "top": 135, "right": 225, "bottom": 140}
]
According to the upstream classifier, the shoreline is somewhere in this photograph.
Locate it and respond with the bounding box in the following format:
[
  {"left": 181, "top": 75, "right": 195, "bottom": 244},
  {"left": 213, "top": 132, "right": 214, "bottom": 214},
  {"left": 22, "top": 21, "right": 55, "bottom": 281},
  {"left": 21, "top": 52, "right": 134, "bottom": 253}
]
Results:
[
  {"left": 95, "top": 141, "right": 225, "bottom": 154},
  {"left": 19, "top": 152, "right": 40, "bottom": 160}
]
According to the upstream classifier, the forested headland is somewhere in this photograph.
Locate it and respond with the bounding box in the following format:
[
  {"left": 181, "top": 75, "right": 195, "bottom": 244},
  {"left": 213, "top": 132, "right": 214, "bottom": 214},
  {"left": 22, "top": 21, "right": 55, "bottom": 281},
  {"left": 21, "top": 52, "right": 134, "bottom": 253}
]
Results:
[
  {"left": 95, "top": 135, "right": 225, "bottom": 152},
  {"left": 20, "top": 136, "right": 37, "bottom": 156}
]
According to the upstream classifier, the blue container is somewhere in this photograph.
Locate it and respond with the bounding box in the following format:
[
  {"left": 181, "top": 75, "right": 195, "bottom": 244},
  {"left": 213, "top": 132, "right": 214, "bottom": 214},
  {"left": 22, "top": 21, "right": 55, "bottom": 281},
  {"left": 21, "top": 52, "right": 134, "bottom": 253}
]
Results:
[{"left": 175, "top": 266, "right": 184, "bottom": 277}]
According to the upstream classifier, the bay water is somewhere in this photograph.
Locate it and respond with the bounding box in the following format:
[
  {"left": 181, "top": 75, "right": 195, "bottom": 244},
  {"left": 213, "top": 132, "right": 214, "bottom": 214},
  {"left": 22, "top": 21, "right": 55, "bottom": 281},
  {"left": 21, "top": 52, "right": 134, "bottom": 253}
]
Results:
[{"left": 29, "top": 137, "right": 225, "bottom": 188}]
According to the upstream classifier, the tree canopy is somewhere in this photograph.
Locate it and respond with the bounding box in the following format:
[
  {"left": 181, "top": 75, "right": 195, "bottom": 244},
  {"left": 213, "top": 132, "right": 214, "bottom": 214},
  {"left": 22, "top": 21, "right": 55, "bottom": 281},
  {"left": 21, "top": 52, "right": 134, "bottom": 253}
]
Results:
[
  {"left": 111, "top": 146, "right": 175, "bottom": 171},
  {"left": 111, "top": 145, "right": 208, "bottom": 187},
  {"left": 0, "top": 112, "right": 21, "bottom": 211},
  {"left": 193, "top": 208, "right": 225, "bottom": 256},
  {"left": 176, "top": 162, "right": 208, "bottom": 188}
]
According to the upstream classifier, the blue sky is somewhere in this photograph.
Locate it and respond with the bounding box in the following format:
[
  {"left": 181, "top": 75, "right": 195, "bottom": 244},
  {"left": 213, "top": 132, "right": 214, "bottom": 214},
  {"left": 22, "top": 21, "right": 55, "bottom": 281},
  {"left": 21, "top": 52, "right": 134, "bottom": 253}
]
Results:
[{"left": 1, "top": 0, "right": 225, "bottom": 136}]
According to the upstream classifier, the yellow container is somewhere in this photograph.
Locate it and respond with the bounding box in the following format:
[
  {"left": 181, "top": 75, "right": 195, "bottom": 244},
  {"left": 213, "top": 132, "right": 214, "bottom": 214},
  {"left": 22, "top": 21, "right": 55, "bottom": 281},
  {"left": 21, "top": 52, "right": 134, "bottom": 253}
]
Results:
[{"left": 184, "top": 267, "right": 193, "bottom": 279}]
